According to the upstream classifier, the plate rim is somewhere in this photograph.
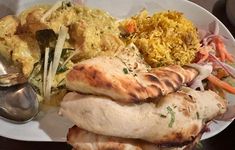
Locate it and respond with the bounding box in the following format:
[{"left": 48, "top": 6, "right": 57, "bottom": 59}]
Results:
[{"left": 0, "top": 0, "right": 234, "bottom": 142}]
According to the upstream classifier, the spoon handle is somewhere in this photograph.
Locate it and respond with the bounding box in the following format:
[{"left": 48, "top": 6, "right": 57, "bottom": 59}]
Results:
[{"left": 0, "top": 73, "right": 27, "bottom": 87}]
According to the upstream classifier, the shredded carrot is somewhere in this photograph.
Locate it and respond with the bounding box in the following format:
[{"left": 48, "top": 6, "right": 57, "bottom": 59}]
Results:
[
  {"left": 194, "top": 47, "right": 209, "bottom": 63},
  {"left": 198, "top": 49, "right": 209, "bottom": 63},
  {"left": 214, "top": 36, "right": 226, "bottom": 61},
  {"left": 124, "top": 19, "right": 137, "bottom": 34},
  {"left": 208, "top": 81, "right": 225, "bottom": 98},
  {"left": 207, "top": 74, "right": 235, "bottom": 94},
  {"left": 213, "top": 36, "right": 234, "bottom": 62}
]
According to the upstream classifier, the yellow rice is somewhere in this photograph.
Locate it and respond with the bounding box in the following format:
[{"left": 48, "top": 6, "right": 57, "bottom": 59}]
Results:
[{"left": 122, "top": 10, "right": 200, "bottom": 67}]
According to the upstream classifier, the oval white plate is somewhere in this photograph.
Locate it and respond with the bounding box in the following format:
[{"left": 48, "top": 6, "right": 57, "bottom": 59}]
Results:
[{"left": 0, "top": 0, "right": 234, "bottom": 142}]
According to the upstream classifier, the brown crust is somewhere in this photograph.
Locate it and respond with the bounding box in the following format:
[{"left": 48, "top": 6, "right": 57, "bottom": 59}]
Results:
[
  {"left": 72, "top": 65, "right": 113, "bottom": 89},
  {"left": 62, "top": 90, "right": 218, "bottom": 146},
  {"left": 67, "top": 126, "right": 142, "bottom": 150},
  {"left": 67, "top": 126, "right": 204, "bottom": 150},
  {"left": 66, "top": 57, "right": 199, "bottom": 103}
]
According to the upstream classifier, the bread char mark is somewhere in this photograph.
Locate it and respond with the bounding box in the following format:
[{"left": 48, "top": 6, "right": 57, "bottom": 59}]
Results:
[{"left": 74, "top": 65, "right": 113, "bottom": 89}]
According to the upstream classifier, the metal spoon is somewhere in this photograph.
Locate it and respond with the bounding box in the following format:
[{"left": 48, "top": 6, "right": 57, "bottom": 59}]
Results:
[
  {"left": 0, "top": 83, "right": 39, "bottom": 123},
  {"left": 0, "top": 53, "right": 39, "bottom": 123},
  {"left": 0, "top": 54, "right": 27, "bottom": 87}
]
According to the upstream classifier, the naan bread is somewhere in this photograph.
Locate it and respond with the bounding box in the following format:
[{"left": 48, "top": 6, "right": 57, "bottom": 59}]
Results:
[
  {"left": 60, "top": 87, "right": 226, "bottom": 146},
  {"left": 65, "top": 56, "right": 198, "bottom": 103},
  {"left": 67, "top": 126, "right": 187, "bottom": 150}
]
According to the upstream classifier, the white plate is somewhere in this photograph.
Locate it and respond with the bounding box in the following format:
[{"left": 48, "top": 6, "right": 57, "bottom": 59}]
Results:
[{"left": 0, "top": 0, "right": 234, "bottom": 142}]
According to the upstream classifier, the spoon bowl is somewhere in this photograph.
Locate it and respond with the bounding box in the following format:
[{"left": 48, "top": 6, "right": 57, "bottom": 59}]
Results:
[
  {"left": 0, "top": 83, "right": 39, "bottom": 123},
  {"left": 0, "top": 52, "right": 39, "bottom": 123},
  {"left": 0, "top": 53, "right": 27, "bottom": 87}
]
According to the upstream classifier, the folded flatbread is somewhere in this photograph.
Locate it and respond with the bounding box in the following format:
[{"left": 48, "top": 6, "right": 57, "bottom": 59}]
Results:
[
  {"left": 68, "top": 126, "right": 189, "bottom": 150},
  {"left": 65, "top": 56, "right": 198, "bottom": 103},
  {"left": 60, "top": 87, "right": 226, "bottom": 146}
]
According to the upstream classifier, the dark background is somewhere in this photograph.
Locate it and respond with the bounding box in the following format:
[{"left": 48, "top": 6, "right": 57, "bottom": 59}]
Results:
[{"left": 0, "top": 0, "right": 235, "bottom": 150}]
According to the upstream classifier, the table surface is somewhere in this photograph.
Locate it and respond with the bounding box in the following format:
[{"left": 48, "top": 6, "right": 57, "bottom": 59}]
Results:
[{"left": 1, "top": 0, "right": 235, "bottom": 150}]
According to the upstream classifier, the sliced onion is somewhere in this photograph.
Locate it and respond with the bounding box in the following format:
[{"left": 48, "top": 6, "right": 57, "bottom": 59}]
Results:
[
  {"left": 201, "top": 34, "right": 219, "bottom": 46},
  {"left": 209, "top": 53, "right": 235, "bottom": 78},
  {"left": 189, "top": 78, "right": 205, "bottom": 91},
  {"left": 209, "top": 21, "right": 219, "bottom": 35},
  {"left": 198, "top": 29, "right": 208, "bottom": 40},
  {"left": 188, "top": 63, "right": 213, "bottom": 91},
  {"left": 200, "top": 21, "right": 228, "bottom": 46}
]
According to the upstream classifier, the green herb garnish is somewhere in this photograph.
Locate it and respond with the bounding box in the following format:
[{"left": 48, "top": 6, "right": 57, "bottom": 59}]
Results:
[
  {"left": 195, "top": 142, "right": 203, "bottom": 150},
  {"left": 160, "top": 114, "right": 167, "bottom": 118},
  {"left": 123, "top": 68, "right": 129, "bottom": 74},
  {"left": 57, "top": 65, "right": 68, "bottom": 73},
  {"left": 196, "top": 112, "right": 200, "bottom": 119},
  {"left": 62, "top": 1, "right": 72, "bottom": 8},
  {"left": 61, "top": 48, "right": 74, "bottom": 60},
  {"left": 167, "top": 106, "right": 175, "bottom": 128}
]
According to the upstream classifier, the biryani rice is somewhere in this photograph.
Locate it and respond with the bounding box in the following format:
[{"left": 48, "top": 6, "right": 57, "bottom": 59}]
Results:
[{"left": 122, "top": 10, "right": 201, "bottom": 67}]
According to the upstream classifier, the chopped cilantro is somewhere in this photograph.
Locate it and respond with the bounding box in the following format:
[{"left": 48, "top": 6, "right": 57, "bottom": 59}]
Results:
[
  {"left": 196, "top": 112, "right": 200, "bottom": 119},
  {"left": 57, "top": 65, "right": 68, "bottom": 73},
  {"left": 196, "top": 142, "right": 203, "bottom": 150},
  {"left": 160, "top": 114, "right": 167, "bottom": 118},
  {"left": 123, "top": 68, "right": 129, "bottom": 74},
  {"left": 167, "top": 106, "right": 175, "bottom": 128}
]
